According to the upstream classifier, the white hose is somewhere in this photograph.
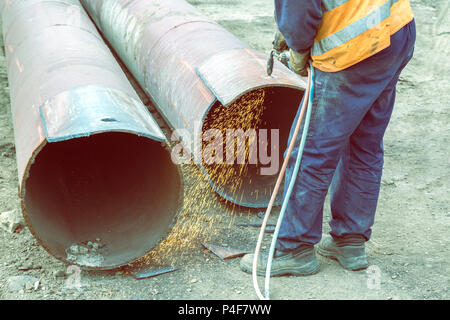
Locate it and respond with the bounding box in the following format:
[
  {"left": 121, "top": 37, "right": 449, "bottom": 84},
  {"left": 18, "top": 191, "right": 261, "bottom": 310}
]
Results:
[{"left": 252, "top": 63, "right": 314, "bottom": 300}]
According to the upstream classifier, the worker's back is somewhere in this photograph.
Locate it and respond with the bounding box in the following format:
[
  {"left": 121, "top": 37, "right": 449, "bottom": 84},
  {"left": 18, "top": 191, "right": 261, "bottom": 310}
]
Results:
[{"left": 312, "top": 0, "right": 414, "bottom": 72}]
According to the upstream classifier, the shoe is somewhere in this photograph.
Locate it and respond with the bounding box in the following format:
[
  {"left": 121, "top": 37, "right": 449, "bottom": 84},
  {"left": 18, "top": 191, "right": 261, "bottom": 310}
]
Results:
[
  {"left": 240, "top": 245, "right": 320, "bottom": 277},
  {"left": 317, "top": 234, "right": 369, "bottom": 271}
]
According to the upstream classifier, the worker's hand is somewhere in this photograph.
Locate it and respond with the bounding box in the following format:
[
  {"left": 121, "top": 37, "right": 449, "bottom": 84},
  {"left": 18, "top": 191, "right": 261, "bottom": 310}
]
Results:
[
  {"left": 289, "top": 49, "right": 310, "bottom": 77},
  {"left": 273, "top": 30, "right": 288, "bottom": 53}
]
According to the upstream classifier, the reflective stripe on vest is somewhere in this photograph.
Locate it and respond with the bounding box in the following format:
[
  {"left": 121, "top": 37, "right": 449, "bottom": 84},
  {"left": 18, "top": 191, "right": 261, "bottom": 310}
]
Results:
[{"left": 311, "top": 0, "right": 414, "bottom": 72}]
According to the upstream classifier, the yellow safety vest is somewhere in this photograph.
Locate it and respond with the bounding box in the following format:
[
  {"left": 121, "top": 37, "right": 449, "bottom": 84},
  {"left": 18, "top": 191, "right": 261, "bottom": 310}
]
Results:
[{"left": 312, "top": 0, "right": 414, "bottom": 72}]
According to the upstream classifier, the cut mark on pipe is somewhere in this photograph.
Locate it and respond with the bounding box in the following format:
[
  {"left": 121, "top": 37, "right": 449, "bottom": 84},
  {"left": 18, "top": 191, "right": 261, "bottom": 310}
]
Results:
[
  {"left": 196, "top": 48, "right": 306, "bottom": 106},
  {"left": 101, "top": 118, "right": 119, "bottom": 123}
]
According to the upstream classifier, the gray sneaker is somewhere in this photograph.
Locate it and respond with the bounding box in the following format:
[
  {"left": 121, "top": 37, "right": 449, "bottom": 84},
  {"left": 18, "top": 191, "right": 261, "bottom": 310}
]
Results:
[
  {"left": 240, "top": 245, "right": 320, "bottom": 277},
  {"left": 317, "top": 234, "right": 369, "bottom": 271}
]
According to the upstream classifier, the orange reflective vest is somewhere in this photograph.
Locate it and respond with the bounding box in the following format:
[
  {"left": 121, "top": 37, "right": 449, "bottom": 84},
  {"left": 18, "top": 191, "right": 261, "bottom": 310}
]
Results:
[{"left": 312, "top": 0, "right": 414, "bottom": 72}]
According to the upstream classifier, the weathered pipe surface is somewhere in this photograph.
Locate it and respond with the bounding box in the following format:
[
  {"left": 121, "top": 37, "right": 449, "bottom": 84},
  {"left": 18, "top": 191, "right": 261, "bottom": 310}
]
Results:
[
  {"left": 1, "top": 0, "right": 182, "bottom": 269},
  {"left": 81, "top": 0, "right": 307, "bottom": 208}
]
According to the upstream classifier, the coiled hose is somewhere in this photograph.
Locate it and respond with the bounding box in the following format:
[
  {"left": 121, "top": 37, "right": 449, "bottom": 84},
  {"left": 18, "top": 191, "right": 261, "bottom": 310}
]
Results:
[{"left": 253, "top": 62, "right": 315, "bottom": 300}]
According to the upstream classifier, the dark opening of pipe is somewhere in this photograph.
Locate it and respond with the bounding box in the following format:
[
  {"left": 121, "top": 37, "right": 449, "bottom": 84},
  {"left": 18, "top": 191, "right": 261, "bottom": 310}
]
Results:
[
  {"left": 202, "top": 87, "right": 302, "bottom": 207},
  {"left": 23, "top": 132, "right": 181, "bottom": 269}
]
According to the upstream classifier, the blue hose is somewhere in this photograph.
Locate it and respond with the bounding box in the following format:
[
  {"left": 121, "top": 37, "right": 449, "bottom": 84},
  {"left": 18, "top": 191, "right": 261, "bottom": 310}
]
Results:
[{"left": 264, "top": 61, "right": 315, "bottom": 299}]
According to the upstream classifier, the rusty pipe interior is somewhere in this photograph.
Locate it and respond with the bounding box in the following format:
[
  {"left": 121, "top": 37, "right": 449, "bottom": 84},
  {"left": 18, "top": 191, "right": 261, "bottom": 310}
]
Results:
[
  {"left": 24, "top": 133, "right": 181, "bottom": 269},
  {"left": 201, "top": 87, "right": 302, "bottom": 206}
]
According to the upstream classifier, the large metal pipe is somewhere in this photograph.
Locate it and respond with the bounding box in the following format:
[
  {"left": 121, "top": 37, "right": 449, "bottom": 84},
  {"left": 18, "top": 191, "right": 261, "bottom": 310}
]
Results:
[
  {"left": 1, "top": 0, "right": 182, "bottom": 269},
  {"left": 81, "top": 0, "right": 307, "bottom": 208}
]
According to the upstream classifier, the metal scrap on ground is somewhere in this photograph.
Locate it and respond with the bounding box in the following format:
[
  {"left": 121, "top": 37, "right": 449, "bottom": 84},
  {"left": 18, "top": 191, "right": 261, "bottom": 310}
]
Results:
[
  {"left": 202, "top": 243, "right": 249, "bottom": 260},
  {"left": 128, "top": 265, "right": 181, "bottom": 280},
  {"left": 236, "top": 222, "right": 276, "bottom": 233}
]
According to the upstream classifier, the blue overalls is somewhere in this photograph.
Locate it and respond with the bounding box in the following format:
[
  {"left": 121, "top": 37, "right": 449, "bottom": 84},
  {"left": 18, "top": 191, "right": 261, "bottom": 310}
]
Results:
[{"left": 276, "top": 21, "right": 416, "bottom": 251}]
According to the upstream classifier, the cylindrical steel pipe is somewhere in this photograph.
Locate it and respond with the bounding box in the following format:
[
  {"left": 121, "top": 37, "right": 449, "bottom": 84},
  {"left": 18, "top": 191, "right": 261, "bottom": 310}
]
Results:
[
  {"left": 1, "top": 0, "right": 182, "bottom": 269},
  {"left": 81, "top": 0, "right": 307, "bottom": 208}
]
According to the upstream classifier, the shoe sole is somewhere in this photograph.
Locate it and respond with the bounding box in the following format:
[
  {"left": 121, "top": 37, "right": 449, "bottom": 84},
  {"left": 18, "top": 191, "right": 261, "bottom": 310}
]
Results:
[
  {"left": 240, "top": 259, "right": 320, "bottom": 277},
  {"left": 317, "top": 246, "right": 368, "bottom": 271}
]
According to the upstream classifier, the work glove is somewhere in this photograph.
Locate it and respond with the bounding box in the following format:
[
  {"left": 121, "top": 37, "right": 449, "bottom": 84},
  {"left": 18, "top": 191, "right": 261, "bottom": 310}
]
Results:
[
  {"left": 289, "top": 49, "right": 310, "bottom": 77},
  {"left": 272, "top": 30, "right": 288, "bottom": 53}
]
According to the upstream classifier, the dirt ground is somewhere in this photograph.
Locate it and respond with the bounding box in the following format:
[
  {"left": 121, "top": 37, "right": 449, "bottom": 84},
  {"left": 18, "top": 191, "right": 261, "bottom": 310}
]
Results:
[{"left": 0, "top": 0, "right": 449, "bottom": 300}]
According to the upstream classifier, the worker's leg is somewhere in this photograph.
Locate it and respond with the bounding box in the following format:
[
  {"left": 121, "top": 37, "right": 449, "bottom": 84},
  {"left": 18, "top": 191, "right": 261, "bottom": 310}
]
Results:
[
  {"left": 316, "top": 82, "right": 398, "bottom": 271},
  {"left": 329, "top": 79, "right": 398, "bottom": 240},
  {"left": 276, "top": 69, "right": 378, "bottom": 251},
  {"left": 276, "top": 20, "right": 416, "bottom": 252},
  {"left": 329, "top": 24, "right": 416, "bottom": 240}
]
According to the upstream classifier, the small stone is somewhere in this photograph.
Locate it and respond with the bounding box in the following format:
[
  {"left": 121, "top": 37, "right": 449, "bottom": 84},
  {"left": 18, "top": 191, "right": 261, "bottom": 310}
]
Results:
[
  {"left": 54, "top": 270, "right": 67, "bottom": 279},
  {"left": 190, "top": 278, "right": 198, "bottom": 284},
  {"left": 7, "top": 275, "right": 39, "bottom": 292},
  {"left": 0, "top": 209, "right": 25, "bottom": 234},
  {"left": 69, "top": 244, "right": 79, "bottom": 254},
  {"left": 78, "top": 245, "right": 89, "bottom": 255},
  {"left": 186, "top": 288, "right": 192, "bottom": 292},
  {"left": 19, "top": 261, "right": 33, "bottom": 271},
  {"left": 25, "top": 279, "right": 39, "bottom": 291},
  {"left": 236, "top": 290, "right": 242, "bottom": 294},
  {"left": 382, "top": 179, "right": 395, "bottom": 186}
]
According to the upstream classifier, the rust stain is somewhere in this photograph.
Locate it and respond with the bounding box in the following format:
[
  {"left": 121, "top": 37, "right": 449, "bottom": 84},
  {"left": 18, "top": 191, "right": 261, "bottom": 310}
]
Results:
[
  {"left": 196, "top": 79, "right": 213, "bottom": 103},
  {"left": 15, "top": 58, "right": 24, "bottom": 72},
  {"left": 244, "top": 48, "right": 265, "bottom": 70},
  {"left": 181, "top": 115, "right": 189, "bottom": 128},
  {"left": 178, "top": 57, "right": 196, "bottom": 75}
]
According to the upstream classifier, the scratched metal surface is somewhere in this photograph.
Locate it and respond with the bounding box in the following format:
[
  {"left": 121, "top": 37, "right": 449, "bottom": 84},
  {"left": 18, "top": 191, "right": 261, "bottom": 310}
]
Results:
[
  {"left": 39, "top": 86, "right": 164, "bottom": 143},
  {"left": 197, "top": 48, "right": 307, "bottom": 106},
  {"left": 81, "top": 0, "right": 306, "bottom": 207},
  {"left": 2, "top": 0, "right": 182, "bottom": 269}
]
